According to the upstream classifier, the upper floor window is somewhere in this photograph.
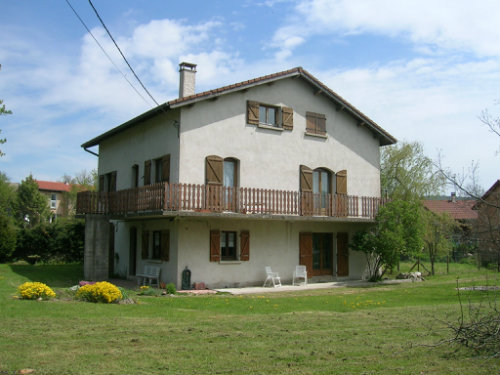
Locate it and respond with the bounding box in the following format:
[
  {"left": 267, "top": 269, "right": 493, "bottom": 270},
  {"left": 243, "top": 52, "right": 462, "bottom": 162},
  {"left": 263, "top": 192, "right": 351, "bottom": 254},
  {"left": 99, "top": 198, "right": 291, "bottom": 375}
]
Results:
[
  {"left": 50, "top": 193, "right": 57, "bottom": 209},
  {"left": 259, "top": 105, "right": 278, "bottom": 127},
  {"left": 99, "top": 171, "right": 117, "bottom": 192},
  {"left": 131, "top": 164, "right": 139, "bottom": 188},
  {"left": 306, "top": 111, "right": 326, "bottom": 136},
  {"left": 247, "top": 100, "right": 293, "bottom": 130}
]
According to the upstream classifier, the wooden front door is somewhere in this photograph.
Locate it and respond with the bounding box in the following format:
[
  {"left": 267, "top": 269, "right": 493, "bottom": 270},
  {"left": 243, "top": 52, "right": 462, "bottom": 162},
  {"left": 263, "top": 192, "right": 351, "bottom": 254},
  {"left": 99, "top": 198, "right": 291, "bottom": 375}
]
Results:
[
  {"left": 312, "top": 233, "right": 333, "bottom": 276},
  {"left": 337, "top": 232, "right": 349, "bottom": 277}
]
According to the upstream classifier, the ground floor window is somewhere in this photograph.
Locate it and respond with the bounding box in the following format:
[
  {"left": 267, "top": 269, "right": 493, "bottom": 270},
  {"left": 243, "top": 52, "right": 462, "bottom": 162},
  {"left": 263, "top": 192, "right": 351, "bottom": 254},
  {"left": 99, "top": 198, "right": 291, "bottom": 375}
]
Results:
[
  {"left": 312, "top": 233, "right": 333, "bottom": 276},
  {"left": 220, "top": 231, "right": 237, "bottom": 260}
]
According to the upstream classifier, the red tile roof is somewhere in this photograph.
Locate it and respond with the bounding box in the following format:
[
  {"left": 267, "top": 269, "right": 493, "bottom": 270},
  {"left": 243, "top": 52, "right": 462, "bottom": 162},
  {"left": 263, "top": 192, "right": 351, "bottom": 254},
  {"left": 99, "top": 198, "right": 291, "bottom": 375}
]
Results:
[
  {"left": 423, "top": 199, "right": 478, "bottom": 220},
  {"left": 36, "top": 180, "right": 73, "bottom": 193}
]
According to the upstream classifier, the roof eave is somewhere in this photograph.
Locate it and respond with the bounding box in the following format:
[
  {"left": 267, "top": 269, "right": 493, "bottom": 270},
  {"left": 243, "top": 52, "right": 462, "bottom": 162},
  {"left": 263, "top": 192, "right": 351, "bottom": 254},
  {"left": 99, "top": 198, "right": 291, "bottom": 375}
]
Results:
[{"left": 81, "top": 103, "right": 170, "bottom": 149}]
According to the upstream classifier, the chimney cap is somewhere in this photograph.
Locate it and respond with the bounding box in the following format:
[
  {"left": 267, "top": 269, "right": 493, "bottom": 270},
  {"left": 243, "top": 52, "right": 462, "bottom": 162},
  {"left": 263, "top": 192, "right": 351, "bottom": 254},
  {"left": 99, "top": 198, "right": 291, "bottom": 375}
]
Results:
[{"left": 179, "top": 62, "right": 197, "bottom": 71}]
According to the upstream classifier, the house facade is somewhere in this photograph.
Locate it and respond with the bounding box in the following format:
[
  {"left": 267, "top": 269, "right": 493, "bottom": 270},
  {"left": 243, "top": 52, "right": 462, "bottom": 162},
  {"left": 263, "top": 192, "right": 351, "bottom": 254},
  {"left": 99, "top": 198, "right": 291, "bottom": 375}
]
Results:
[
  {"left": 36, "top": 180, "right": 73, "bottom": 220},
  {"left": 473, "top": 180, "right": 500, "bottom": 269},
  {"left": 77, "top": 64, "right": 396, "bottom": 288}
]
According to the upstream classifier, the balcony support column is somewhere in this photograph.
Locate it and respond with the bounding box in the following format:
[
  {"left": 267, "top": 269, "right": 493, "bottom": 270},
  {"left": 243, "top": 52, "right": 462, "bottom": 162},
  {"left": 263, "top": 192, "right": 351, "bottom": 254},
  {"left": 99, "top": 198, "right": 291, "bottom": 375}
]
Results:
[{"left": 84, "top": 214, "right": 110, "bottom": 281}]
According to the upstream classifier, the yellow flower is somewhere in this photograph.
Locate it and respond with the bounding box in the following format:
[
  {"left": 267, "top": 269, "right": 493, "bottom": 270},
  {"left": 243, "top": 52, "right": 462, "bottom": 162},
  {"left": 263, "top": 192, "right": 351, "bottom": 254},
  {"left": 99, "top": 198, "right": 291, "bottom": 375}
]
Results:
[{"left": 17, "top": 282, "right": 56, "bottom": 300}]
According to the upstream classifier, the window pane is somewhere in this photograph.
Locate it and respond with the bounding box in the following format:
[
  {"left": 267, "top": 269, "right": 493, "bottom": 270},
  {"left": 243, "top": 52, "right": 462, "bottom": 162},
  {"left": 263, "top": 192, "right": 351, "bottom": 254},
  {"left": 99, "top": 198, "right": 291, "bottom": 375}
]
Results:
[
  {"left": 224, "top": 160, "right": 235, "bottom": 187},
  {"left": 313, "top": 171, "right": 319, "bottom": 194},
  {"left": 268, "top": 107, "right": 276, "bottom": 125},
  {"left": 228, "top": 232, "right": 235, "bottom": 247},
  {"left": 321, "top": 171, "right": 329, "bottom": 193},
  {"left": 220, "top": 233, "right": 226, "bottom": 248},
  {"left": 259, "top": 106, "right": 266, "bottom": 123}
]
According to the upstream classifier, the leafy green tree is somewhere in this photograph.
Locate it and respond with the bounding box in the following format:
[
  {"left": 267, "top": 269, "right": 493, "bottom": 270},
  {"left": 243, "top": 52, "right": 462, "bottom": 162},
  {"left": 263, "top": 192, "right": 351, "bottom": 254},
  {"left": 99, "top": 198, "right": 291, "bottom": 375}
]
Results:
[
  {"left": 0, "top": 172, "right": 16, "bottom": 217},
  {"left": 351, "top": 200, "right": 425, "bottom": 281},
  {"left": 381, "top": 141, "right": 446, "bottom": 201},
  {"left": 0, "top": 214, "right": 16, "bottom": 262},
  {"left": 422, "top": 209, "right": 457, "bottom": 275},
  {"left": 15, "top": 175, "right": 50, "bottom": 228}
]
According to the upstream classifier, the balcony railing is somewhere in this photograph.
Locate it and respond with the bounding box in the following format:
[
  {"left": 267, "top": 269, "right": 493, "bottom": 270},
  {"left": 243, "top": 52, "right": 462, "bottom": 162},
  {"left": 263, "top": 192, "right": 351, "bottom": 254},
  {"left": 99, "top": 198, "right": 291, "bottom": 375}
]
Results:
[{"left": 76, "top": 182, "right": 385, "bottom": 219}]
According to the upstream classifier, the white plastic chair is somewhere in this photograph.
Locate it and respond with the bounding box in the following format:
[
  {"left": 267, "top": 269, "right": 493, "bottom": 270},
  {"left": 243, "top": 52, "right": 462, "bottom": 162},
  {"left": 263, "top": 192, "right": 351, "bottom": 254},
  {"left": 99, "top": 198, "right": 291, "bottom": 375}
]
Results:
[
  {"left": 263, "top": 266, "right": 282, "bottom": 287},
  {"left": 293, "top": 265, "right": 307, "bottom": 286}
]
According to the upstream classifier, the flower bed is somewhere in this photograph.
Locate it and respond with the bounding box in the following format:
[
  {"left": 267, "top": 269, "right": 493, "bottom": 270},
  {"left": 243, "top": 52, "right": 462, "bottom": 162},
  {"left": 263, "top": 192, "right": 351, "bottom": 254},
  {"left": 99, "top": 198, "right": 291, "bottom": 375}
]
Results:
[{"left": 17, "top": 282, "right": 56, "bottom": 300}]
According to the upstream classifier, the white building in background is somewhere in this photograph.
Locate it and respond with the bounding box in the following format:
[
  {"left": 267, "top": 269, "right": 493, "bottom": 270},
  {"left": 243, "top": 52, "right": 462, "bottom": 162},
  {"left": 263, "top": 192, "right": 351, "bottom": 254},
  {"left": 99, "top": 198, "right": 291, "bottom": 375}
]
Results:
[{"left": 77, "top": 63, "right": 396, "bottom": 288}]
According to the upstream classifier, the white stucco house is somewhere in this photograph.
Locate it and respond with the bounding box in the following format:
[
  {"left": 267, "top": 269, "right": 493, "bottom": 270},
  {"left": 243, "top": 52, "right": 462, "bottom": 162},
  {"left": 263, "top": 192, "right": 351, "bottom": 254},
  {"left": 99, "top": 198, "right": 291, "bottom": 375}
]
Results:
[{"left": 77, "top": 63, "right": 397, "bottom": 288}]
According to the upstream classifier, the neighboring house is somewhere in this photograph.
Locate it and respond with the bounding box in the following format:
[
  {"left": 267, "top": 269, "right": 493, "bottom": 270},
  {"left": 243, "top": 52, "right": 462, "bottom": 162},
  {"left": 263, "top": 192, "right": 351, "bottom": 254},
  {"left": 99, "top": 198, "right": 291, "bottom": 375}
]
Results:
[
  {"left": 423, "top": 193, "right": 478, "bottom": 260},
  {"left": 473, "top": 180, "right": 500, "bottom": 269},
  {"left": 36, "top": 180, "right": 73, "bottom": 220},
  {"left": 77, "top": 64, "right": 397, "bottom": 288}
]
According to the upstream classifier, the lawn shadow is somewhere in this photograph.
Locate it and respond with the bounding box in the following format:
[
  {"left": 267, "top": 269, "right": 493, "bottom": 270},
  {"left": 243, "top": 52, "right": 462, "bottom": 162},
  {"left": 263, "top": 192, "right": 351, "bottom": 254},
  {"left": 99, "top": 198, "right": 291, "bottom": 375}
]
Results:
[{"left": 9, "top": 263, "right": 83, "bottom": 287}]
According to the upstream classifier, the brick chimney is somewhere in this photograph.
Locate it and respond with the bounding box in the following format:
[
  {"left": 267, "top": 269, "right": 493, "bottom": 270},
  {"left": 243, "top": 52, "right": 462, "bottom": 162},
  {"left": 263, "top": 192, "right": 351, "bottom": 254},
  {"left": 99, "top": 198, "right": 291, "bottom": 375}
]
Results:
[{"left": 179, "top": 62, "right": 197, "bottom": 98}]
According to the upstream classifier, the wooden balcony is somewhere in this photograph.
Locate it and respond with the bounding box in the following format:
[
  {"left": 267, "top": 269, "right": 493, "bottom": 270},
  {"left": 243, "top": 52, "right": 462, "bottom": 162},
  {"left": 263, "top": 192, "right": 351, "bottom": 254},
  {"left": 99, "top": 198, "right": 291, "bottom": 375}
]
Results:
[{"left": 76, "top": 182, "right": 385, "bottom": 220}]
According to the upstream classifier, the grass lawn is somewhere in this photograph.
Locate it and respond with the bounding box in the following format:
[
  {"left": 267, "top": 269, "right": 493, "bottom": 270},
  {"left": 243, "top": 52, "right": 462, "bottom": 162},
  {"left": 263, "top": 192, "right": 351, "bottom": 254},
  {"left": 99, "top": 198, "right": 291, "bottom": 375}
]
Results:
[{"left": 0, "top": 262, "right": 498, "bottom": 374}]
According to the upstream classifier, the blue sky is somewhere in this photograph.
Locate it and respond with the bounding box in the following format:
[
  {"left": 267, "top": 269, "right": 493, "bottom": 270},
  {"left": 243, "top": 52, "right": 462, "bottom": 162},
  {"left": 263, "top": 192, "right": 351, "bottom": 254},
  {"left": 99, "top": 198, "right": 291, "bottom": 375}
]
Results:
[{"left": 0, "top": 0, "right": 499, "bottom": 193}]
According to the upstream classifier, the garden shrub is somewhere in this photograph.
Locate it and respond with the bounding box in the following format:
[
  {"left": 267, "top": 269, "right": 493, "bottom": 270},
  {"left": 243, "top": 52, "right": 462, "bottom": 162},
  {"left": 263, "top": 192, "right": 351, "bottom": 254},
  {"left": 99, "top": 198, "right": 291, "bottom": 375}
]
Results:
[
  {"left": 166, "top": 283, "right": 176, "bottom": 294},
  {"left": 17, "top": 281, "right": 56, "bottom": 300},
  {"left": 76, "top": 281, "right": 122, "bottom": 303}
]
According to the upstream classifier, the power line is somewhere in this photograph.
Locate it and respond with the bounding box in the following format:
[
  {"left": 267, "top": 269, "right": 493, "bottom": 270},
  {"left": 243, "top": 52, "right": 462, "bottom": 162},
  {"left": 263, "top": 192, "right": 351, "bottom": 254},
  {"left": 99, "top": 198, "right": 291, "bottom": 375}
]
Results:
[
  {"left": 65, "top": 0, "right": 152, "bottom": 107},
  {"left": 87, "top": 0, "right": 161, "bottom": 107}
]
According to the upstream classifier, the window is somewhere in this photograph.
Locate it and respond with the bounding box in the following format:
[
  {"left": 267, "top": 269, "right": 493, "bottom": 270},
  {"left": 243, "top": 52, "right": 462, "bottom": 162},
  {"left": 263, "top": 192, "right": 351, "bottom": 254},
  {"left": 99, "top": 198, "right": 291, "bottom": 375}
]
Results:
[
  {"left": 151, "top": 230, "right": 169, "bottom": 261},
  {"left": 152, "top": 231, "right": 161, "bottom": 259},
  {"left": 50, "top": 193, "right": 57, "bottom": 209},
  {"left": 259, "top": 105, "right": 278, "bottom": 127},
  {"left": 313, "top": 168, "right": 332, "bottom": 209},
  {"left": 209, "top": 230, "right": 250, "bottom": 262},
  {"left": 306, "top": 111, "right": 326, "bottom": 136},
  {"left": 154, "top": 158, "right": 163, "bottom": 183},
  {"left": 99, "top": 171, "right": 117, "bottom": 192},
  {"left": 220, "top": 231, "right": 237, "bottom": 260},
  {"left": 131, "top": 164, "right": 139, "bottom": 188},
  {"left": 247, "top": 101, "right": 293, "bottom": 130}
]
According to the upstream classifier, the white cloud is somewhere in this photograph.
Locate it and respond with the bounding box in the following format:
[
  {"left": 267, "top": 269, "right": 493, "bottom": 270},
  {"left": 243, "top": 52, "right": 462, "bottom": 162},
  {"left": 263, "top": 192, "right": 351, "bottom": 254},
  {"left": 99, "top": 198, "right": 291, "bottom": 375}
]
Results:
[{"left": 272, "top": 0, "right": 500, "bottom": 59}]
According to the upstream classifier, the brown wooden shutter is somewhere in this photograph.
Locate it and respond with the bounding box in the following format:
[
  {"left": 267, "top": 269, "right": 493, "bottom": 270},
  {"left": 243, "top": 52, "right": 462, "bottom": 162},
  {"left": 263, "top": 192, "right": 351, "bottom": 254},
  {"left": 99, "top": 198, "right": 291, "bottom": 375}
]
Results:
[
  {"left": 336, "top": 170, "right": 347, "bottom": 194},
  {"left": 161, "top": 229, "right": 170, "bottom": 262},
  {"left": 299, "top": 232, "right": 313, "bottom": 276},
  {"left": 209, "top": 230, "right": 221, "bottom": 262},
  {"left": 337, "top": 232, "right": 349, "bottom": 277},
  {"left": 247, "top": 101, "right": 260, "bottom": 125},
  {"left": 300, "top": 165, "right": 313, "bottom": 192},
  {"left": 282, "top": 107, "right": 293, "bottom": 130},
  {"left": 144, "top": 160, "right": 151, "bottom": 185},
  {"left": 161, "top": 154, "right": 170, "bottom": 183},
  {"left": 206, "top": 155, "right": 223, "bottom": 185},
  {"left": 240, "top": 230, "right": 250, "bottom": 261},
  {"left": 141, "top": 230, "right": 149, "bottom": 259},
  {"left": 306, "top": 112, "right": 326, "bottom": 135}
]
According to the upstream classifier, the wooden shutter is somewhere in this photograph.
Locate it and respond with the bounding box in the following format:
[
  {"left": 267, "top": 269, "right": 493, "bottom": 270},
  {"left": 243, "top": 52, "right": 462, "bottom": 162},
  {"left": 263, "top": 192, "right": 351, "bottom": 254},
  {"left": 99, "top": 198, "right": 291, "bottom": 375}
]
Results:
[
  {"left": 209, "top": 230, "right": 221, "bottom": 262},
  {"left": 240, "top": 230, "right": 250, "bottom": 261},
  {"left": 337, "top": 232, "right": 349, "bottom": 277},
  {"left": 161, "top": 229, "right": 170, "bottom": 262},
  {"left": 141, "top": 230, "right": 149, "bottom": 259},
  {"left": 300, "top": 165, "right": 313, "bottom": 192},
  {"left": 336, "top": 170, "right": 347, "bottom": 194},
  {"left": 282, "top": 107, "right": 293, "bottom": 130},
  {"left": 161, "top": 154, "right": 170, "bottom": 183},
  {"left": 306, "top": 112, "right": 326, "bottom": 135},
  {"left": 299, "top": 232, "right": 313, "bottom": 276},
  {"left": 144, "top": 160, "right": 151, "bottom": 186},
  {"left": 206, "top": 155, "right": 223, "bottom": 185},
  {"left": 247, "top": 101, "right": 260, "bottom": 125}
]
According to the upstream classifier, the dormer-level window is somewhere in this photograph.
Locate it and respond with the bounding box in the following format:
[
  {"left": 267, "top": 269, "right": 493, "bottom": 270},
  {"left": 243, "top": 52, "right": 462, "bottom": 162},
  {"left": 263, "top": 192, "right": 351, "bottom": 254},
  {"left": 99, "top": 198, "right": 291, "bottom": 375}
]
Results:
[
  {"left": 259, "top": 105, "right": 278, "bottom": 127},
  {"left": 247, "top": 101, "right": 293, "bottom": 130}
]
